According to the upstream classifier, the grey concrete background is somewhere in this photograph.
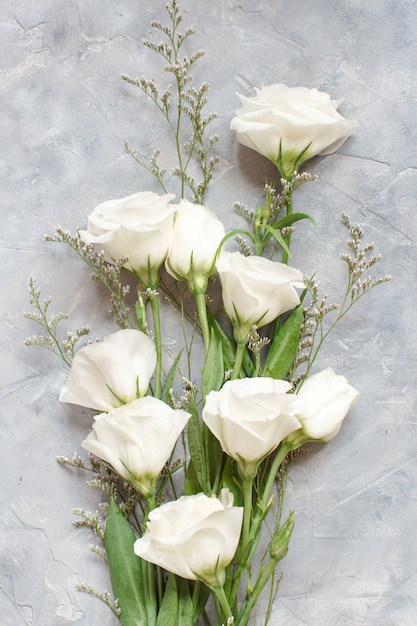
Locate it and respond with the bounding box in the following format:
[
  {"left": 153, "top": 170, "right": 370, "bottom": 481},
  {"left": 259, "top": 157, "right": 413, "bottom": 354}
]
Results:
[{"left": 1, "top": 0, "right": 416, "bottom": 624}]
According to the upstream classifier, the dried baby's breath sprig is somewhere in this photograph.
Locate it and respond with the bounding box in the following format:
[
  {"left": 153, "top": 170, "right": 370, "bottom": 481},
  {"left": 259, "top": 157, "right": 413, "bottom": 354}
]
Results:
[
  {"left": 296, "top": 215, "right": 391, "bottom": 378},
  {"left": 122, "top": 0, "right": 219, "bottom": 202},
  {"left": 340, "top": 212, "right": 391, "bottom": 305},
  {"left": 56, "top": 452, "right": 87, "bottom": 468},
  {"left": 75, "top": 584, "right": 121, "bottom": 618},
  {"left": 89, "top": 544, "right": 108, "bottom": 561},
  {"left": 170, "top": 376, "right": 199, "bottom": 410},
  {"left": 72, "top": 508, "right": 105, "bottom": 540},
  {"left": 248, "top": 325, "right": 270, "bottom": 376},
  {"left": 234, "top": 233, "right": 254, "bottom": 257},
  {"left": 46, "top": 227, "right": 134, "bottom": 329},
  {"left": 233, "top": 173, "right": 316, "bottom": 258},
  {"left": 24, "top": 276, "right": 90, "bottom": 366}
]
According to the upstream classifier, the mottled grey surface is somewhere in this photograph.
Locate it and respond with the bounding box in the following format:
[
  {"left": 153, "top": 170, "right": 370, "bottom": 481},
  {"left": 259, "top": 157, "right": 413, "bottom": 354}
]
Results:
[{"left": 1, "top": 1, "right": 416, "bottom": 624}]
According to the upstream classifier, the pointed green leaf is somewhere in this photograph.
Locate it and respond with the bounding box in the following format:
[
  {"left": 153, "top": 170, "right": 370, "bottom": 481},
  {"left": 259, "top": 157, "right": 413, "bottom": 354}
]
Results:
[
  {"left": 262, "top": 305, "right": 303, "bottom": 379},
  {"left": 263, "top": 223, "right": 291, "bottom": 258},
  {"left": 220, "top": 457, "right": 242, "bottom": 507},
  {"left": 187, "top": 395, "right": 207, "bottom": 492},
  {"left": 178, "top": 578, "right": 194, "bottom": 624},
  {"left": 205, "top": 424, "right": 225, "bottom": 489},
  {"left": 156, "top": 574, "right": 179, "bottom": 626},
  {"left": 184, "top": 457, "right": 202, "bottom": 495},
  {"left": 104, "top": 499, "right": 146, "bottom": 625},
  {"left": 274, "top": 211, "right": 315, "bottom": 230},
  {"left": 161, "top": 349, "right": 183, "bottom": 404},
  {"left": 192, "top": 582, "right": 211, "bottom": 623},
  {"left": 206, "top": 307, "right": 253, "bottom": 376},
  {"left": 202, "top": 328, "right": 224, "bottom": 398}
]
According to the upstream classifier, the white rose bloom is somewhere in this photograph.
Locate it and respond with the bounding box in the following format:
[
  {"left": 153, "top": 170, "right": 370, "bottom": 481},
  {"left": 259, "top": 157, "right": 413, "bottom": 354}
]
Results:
[
  {"left": 216, "top": 251, "right": 304, "bottom": 341},
  {"left": 202, "top": 378, "right": 301, "bottom": 478},
  {"left": 82, "top": 396, "right": 190, "bottom": 496},
  {"left": 287, "top": 368, "right": 360, "bottom": 446},
  {"left": 165, "top": 200, "right": 226, "bottom": 293},
  {"left": 79, "top": 191, "right": 176, "bottom": 286},
  {"left": 230, "top": 84, "right": 357, "bottom": 178},
  {"left": 134, "top": 489, "right": 243, "bottom": 586},
  {"left": 59, "top": 329, "right": 156, "bottom": 411}
]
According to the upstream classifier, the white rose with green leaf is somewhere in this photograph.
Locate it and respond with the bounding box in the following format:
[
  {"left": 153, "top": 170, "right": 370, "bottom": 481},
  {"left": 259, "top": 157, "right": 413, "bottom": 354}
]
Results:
[
  {"left": 216, "top": 251, "right": 304, "bottom": 342},
  {"left": 79, "top": 191, "right": 176, "bottom": 287},
  {"left": 230, "top": 84, "right": 357, "bottom": 178},
  {"left": 82, "top": 396, "right": 190, "bottom": 497},
  {"left": 134, "top": 489, "right": 243, "bottom": 586},
  {"left": 59, "top": 329, "right": 156, "bottom": 411}
]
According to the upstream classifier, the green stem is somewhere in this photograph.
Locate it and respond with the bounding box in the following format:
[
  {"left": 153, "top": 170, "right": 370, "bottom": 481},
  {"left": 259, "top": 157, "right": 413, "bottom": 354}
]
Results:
[
  {"left": 251, "top": 441, "right": 292, "bottom": 531},
  {"left": 210, "top": 584, "right": 233, "bottom": 624},
  {"left": 146, "top": 560, "right": 158, "bottom": 625},
  {"left": 240, "top": 477, "right": 254, "bottom": 554},
  {"left": 234, "top": 557, "right": 278, "bottom": 626},
  {"left": 281, "top": 186, "right": 293, "bottom": 265},
  {"left": 229, "top": 442, "right": 293, "bottom": 604},
  {"left": 231, "top": 338, "right": 247, "bottom": 380},
  {"left": 195, "top": 289, "right": 210, "bottom": 353},
  {"left": 150, "top": 294, "right": 162, "bottom": 398},
  {"left": 254, "top": 237, "right": 265, "bottom": 256}
]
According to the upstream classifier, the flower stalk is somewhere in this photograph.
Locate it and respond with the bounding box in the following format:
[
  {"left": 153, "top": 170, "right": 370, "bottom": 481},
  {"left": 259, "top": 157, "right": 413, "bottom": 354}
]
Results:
[{"left": 149, "top": 292, "right": 163, "bottom": 398}]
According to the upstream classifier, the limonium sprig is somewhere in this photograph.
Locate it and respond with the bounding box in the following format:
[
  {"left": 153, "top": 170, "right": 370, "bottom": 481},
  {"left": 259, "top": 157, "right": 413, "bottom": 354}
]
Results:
[
  {"left": 25, "top": 2, "right": 390, "bottom": 625},
  {"left": 122, "top": 0, "right": 219, "bottom": 204}
]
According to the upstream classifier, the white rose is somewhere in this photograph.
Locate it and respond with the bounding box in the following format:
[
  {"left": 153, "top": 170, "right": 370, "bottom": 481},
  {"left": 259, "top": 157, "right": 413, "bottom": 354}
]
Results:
[
  {"left": 134, "top": 489, "right": 243, "bottom": 586},
  {"left": 230, "top": 84, "right": 357, "bottom": 178},
  {"left": 202, "top": 378, "right": 301, "bottom": 478},
  {"left": 216, "top": 251, "right": 304, "bottom": 341},
  {"left": 59, "top": 329, "right": 156, "bottom": 411},
  {"left": 79, "top": 191, "right": 176, "bottom": 286},
  {"left": 286, "top": 367, "right": 360, "bottom": 446},
  {"left": 81, "top": 396, "right": 190, "bottom": 496},
  {"left": 165, "top": 200, "right": 226, "bottom": 293}
]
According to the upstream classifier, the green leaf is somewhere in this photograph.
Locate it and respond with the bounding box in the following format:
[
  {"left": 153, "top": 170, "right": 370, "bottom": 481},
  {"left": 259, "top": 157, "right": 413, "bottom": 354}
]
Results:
[
  {"left": 161, "top": 349, "right": 183, "bottom": 404},
  {"left": 184, "top": 457, "right": 202, "bottom": 495},
  {"left": 205, "top": 424, "right": 225, "bottom": 489},
  {"left": 156, "top": 575, "right": 196, "bottom": 626},
  {"left": 178, "top": 578, "right": 194, "bottom": 624},
  {"left": 202, "top": 328, "right": 224, "bottom": 398},
  {"left": 220, "top": 457, "right": 242, "bottom": 506},
  {"left": 263, "top": 223, "right": 291, "bottom": 258},
  {"left": 262, "top": 305, "right": 303, "bottom": 379},
  {"left": 156, "top": 574, "right": 179, "bottom": 626},
  {"left": 206, "top": 307, "right": 253, "bottom": 376},
  {"left": 104, "top": 499, "right": 146, "bottom": 626},
  {"left": 274, "top": 211, "right": 315, "bottom": 230},
  {"left": 192, "top": 582, "right": 211, "bottom": 623},
  {"left": 187, "top": 395, "right": 207, "bottom": 492}
]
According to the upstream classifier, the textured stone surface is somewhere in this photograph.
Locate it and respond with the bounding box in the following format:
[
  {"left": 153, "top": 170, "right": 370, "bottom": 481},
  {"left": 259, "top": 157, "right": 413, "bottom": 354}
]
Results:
[{"left": 1, "top": 1, "right": 416, "bottom": 624}]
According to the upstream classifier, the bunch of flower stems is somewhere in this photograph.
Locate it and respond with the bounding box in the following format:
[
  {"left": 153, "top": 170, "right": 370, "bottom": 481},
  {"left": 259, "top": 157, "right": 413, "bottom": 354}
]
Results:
[{"left": 25, "top": 2, "right": 390, "bottom": 625}]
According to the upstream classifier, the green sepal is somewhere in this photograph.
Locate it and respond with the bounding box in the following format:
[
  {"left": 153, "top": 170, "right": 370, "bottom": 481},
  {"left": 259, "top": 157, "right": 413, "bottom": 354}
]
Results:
[
  {"left": 161, "top": 349, "right": 183, "bottom": 404},
  {"left": 104, "top": 498, "right": 146, "bottom": 626},
  {"left": 262, "top": 305, "right": 303, "bottom": 379},
  {"left": 202, "top": 328, "right": 224, "bottom": 399}
]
